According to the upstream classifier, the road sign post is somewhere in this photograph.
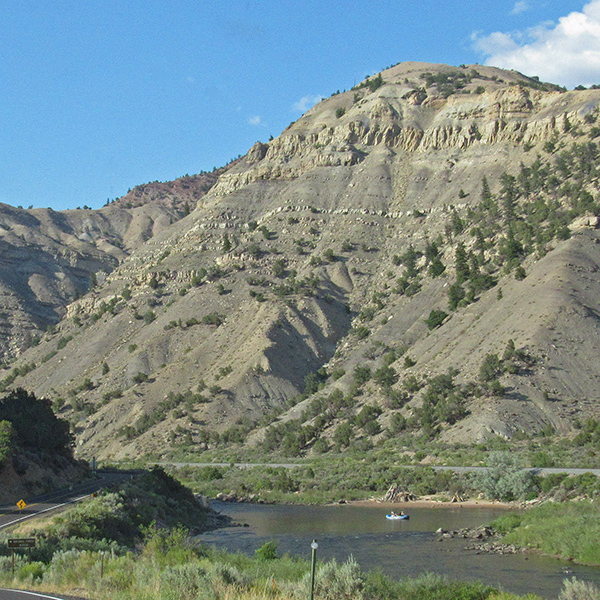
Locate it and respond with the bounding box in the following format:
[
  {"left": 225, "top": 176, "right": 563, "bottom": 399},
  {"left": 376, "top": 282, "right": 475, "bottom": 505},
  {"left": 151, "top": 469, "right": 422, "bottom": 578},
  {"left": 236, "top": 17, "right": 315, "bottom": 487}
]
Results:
[
  {"left": 8, "top": 538, "right": 36, "bottom": 575},
  {"left": 8, "top": 538, "right": 36, "bottom": 549}
]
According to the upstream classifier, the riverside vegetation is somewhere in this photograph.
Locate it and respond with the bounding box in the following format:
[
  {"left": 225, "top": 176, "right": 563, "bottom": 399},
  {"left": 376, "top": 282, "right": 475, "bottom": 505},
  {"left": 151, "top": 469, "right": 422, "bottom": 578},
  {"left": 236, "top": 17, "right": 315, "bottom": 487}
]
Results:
[
  {"left": 491, "top": 501, "right": 600, "bottom": 566},
  {"left": 168, "top": 453, "right": 600, "bottom": 505},
  {"left": 160, "top": 431, "right": 600, "bottom": 505},
  {"left": 0, "top": 471, "right": 596, "bottom": 600}
]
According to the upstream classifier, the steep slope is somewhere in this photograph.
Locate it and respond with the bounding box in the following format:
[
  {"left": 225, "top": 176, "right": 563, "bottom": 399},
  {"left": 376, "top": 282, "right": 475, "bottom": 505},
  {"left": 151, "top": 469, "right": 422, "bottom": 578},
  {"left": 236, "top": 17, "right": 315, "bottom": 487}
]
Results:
[
  {"left": 5, "top": 61, "right": 600, "bottom": 458},
  {"left": 0, "top": 169, "right": 227, "bottom": 360}
]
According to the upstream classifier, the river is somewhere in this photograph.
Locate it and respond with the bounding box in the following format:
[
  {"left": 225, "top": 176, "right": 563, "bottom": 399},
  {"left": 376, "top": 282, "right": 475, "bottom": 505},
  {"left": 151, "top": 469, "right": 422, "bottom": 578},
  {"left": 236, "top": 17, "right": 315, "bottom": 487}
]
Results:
[{"left": 198, "top": 501, "right": 600, "bottom": 599}]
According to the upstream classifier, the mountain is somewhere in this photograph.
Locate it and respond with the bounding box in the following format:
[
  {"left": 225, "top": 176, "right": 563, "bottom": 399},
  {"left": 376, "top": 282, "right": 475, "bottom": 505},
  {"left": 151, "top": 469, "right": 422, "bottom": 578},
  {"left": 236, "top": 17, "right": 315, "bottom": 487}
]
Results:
[
  {"left": 3, "top": 61, "right": 600, "bottom": 460},
  {"left": 0, "top": 166, "right": 230, "bottom": 360}
]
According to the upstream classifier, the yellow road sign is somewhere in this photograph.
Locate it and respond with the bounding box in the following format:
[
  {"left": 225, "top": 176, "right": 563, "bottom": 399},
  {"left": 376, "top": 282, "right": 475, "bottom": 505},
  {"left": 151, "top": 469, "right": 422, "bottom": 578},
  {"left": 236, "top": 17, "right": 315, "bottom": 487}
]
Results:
[{"left": 16, "top": 499, "right": 26, "bottom": 510}]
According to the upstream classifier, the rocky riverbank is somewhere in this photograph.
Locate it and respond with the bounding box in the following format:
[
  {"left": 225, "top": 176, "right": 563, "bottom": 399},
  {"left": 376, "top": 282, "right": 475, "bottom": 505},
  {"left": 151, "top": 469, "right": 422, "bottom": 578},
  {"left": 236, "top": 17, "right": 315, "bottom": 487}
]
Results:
[
  {"left": 437, "top": 525, "right": 524, "bottom": 555},
  {"left": 215, "top": 491, "right": 270, "bottom": 503}
]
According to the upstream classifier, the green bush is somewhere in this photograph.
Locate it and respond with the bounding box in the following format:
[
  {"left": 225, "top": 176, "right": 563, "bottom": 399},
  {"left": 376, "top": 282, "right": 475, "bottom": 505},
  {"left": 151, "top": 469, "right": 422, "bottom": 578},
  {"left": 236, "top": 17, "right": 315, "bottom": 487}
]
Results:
[
  {"left": 306, "top": 557, "right": 364, "bottom": 600},
  {"left": 331, "top": 368, "right": 346, "bottom": 380},
  {"left": 255, "top": 540, "right": 279, "bottom": 560},
  {"left": 388, "top": 413, "right": 406, "bottom": 434},
  {"left": 103, "top": 389, "right": 123, "bottom": 402},
  {"left": 57, "top": 335, "right": 73, "bottom": 350},
  {"left": 425, "top": 309, "right": 448, "bottom": 330},
  {"left": 374, "top": 365, "right": 397, "bottom": 387},
  {"left": 323, "top": 248, "right": 336, "bottom": 262},
  {"left": 479, "top": 354, "right": 501, "bottom": 382},
  {"left": 42, "top": 350, "right": 58, "bottom": 363},
  {"left": 353, "top": 365, "right": 371, "bottom": 385},
  {"left": 448, "top": 283, "right": 466, "bottom": 310},
  {"left": 428, "top": 257, "right": 446, "bottom": 277},
  {"left": 501, "top": 501, "right": 600, "bottom": 564},
  {"left": 395, "top": 572, "right": 495, "bottom": 600},
  {"left": 273, "top": 258, "right": 286, "bottom": 277},
  {"left": 333, "top": 422, "right": 354, "bottom": 448},
  {"left": 475, "top": 451, "right": 533, "bottom": 501},
  {"left": 202, "top": 313, "right": 224, "bottom": 326},
  {"left": 17, "top": 561, "right": 46, "bottom": 582},
  {"left": 159, "top": 563, "right": 214, "bottom": 600},
  {"left": 490, "top": 512, "right": 524, "bottom": 535},
  {"left": 355, "top": 405, "right": 382, "bottom": 428},
  {"left": 196, "top": 466, "right": 223, "bottom": 481}
]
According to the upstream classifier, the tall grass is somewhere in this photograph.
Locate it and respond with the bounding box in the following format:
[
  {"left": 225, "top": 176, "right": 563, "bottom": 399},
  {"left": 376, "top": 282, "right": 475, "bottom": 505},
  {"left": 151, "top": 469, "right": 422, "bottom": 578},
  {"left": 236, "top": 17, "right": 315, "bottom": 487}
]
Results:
[{"left": 501, "top": 501, "right": 600, "bottom": 564}]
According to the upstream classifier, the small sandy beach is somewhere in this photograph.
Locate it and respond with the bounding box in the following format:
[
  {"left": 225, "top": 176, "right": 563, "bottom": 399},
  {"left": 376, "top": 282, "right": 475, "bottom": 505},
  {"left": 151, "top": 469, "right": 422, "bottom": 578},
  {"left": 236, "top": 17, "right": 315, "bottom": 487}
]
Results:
[{"left": 347, "top": 496, "right": 515, "bottom": 510}]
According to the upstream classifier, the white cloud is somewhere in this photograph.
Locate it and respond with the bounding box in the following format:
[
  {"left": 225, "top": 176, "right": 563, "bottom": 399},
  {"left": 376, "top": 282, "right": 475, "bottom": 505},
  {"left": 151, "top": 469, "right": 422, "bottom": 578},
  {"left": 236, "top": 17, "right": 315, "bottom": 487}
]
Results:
[
  {"left": 292, "top": 95, "right": 324, "bottom": 113},
  {"left": 511, "top": 1, "right": 530, "bottom": 15},
  {"left": 474, "top": 0, "right": 600, "bottom": 88},
  {"left": 248, "top": 116, "right": 262, "bottom": 126}
]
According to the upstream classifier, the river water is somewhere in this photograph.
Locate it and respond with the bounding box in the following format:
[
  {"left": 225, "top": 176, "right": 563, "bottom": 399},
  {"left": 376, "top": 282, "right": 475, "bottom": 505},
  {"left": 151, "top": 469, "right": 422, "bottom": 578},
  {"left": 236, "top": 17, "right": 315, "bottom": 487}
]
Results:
[{"left": 198, "top": 501, "right": 600, "bottom": 599}]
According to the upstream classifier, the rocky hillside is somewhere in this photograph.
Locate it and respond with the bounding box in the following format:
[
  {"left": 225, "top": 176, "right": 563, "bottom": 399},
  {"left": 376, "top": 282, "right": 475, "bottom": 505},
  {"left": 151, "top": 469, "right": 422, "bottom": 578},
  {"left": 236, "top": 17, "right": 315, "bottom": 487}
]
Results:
[
  {"left": 3, "top": 61, "right": 600, "bottom": 459},
  {"left": 0, "top": 168, "right": 228, "bottom": 360}
]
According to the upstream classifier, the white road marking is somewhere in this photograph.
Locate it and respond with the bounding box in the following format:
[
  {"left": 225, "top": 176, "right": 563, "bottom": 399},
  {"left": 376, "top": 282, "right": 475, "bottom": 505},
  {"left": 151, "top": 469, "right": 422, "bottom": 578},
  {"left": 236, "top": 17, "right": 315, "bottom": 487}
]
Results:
[
  {"left": 0, "top": 496, "right": 89, "bottom": 529},
  {"left": 0, "top": 589, "right": 70, "bottom": 600}
]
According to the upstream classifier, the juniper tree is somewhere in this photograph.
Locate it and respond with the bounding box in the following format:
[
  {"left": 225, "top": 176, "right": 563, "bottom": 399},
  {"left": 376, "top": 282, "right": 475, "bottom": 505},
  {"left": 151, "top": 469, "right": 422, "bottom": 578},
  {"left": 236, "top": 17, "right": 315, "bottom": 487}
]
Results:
[{"left": 455, "top": 242, "right": 470, "bottom": 284}]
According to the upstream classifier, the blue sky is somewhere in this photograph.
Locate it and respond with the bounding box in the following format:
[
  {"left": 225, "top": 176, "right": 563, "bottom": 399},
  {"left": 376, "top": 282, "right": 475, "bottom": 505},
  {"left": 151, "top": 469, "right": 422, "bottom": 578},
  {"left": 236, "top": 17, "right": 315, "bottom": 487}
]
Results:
[{"left": 0, "top": 0, "right": 595, "bottom": 210}]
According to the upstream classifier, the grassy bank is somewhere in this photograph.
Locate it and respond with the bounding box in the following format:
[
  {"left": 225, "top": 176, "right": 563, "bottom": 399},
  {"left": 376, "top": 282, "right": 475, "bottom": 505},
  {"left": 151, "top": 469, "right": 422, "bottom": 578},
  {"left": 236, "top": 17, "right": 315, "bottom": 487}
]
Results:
[{"left": 492, "top": 500, "right": 600, "bottom": 565}]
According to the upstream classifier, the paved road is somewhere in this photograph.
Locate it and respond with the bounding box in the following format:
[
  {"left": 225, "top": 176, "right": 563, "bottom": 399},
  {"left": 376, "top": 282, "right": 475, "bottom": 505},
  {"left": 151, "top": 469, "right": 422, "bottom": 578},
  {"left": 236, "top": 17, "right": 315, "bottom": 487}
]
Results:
[
  {"left": 0, "top": 470, "right": 135, "bottom": 531},
  {"left": 161, "top": 461, "right": 600, "bottom": 476},
  {"left": 161, "top": 461, "right": 301, "bottom": 469},
  {"left": 433, "top": 465, "right": 600, "bottom": 475},
  {"left": 0, "top": 590, "right": 74, "bottom": 600}
]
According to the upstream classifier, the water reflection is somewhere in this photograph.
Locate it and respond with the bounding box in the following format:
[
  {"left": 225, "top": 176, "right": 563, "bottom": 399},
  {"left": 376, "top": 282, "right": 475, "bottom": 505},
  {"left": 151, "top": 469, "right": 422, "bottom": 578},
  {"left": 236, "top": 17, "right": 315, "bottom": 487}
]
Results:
[{"left": 198, "top": 501, "right": 600, "bottom": 599}]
